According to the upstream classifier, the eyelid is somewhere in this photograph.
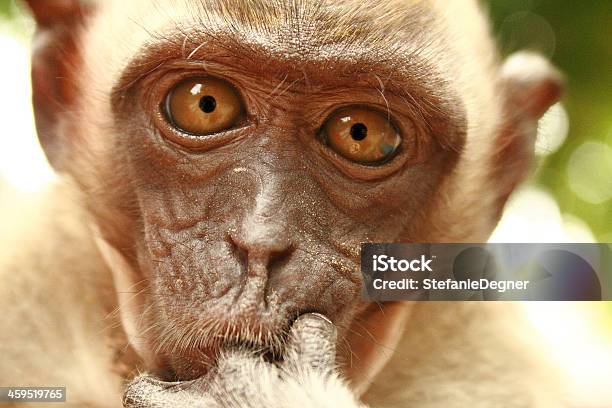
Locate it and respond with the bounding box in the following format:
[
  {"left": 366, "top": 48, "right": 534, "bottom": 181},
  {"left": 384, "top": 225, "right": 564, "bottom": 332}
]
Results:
[{"left": 314, "top": 138, "right": 410, "bottom": 181}]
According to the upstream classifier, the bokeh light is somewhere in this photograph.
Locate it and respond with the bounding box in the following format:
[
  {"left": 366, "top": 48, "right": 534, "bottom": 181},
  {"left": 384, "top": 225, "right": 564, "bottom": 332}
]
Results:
[
  {"left": 498, "top": 11, "right": 556, "bottom": 57},
  {"left": 567, "top": 142, "right": 612, "bottom": 205}
]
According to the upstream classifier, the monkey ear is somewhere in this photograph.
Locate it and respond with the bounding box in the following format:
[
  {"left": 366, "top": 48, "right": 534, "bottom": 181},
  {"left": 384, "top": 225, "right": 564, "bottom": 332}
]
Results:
[
  {"left": 23, "top": 0, "right": 89, "bottom": 28},
  {"left": 23, "top": 0, "right": 93, "bottom": 170},
  {"left": 499, "top": 52, "right": 564, "bottom": 123},
  {"left": 490, "top": 52, "right": 564, "bottom": 216}
]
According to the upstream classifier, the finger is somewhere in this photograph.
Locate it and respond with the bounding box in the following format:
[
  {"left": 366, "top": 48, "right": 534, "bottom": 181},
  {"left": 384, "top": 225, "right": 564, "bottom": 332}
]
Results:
[
  {"left": 284, "top": 313, "right": 337, "bottom": 373},
  {"left": 123, "top": 374, "right": 215, "bottom": 408},
  {"left": 123, "top": 374, "right": 167, "bottom": 408}
]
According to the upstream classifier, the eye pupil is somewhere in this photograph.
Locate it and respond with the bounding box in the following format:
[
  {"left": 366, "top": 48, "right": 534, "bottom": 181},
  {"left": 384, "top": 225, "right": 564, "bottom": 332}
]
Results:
[
  {"left": 350, "top": 123, "right": 368, "bottom": 141},
  {"left": 199, "top": 95, "right": 217, "bottom": 113}
]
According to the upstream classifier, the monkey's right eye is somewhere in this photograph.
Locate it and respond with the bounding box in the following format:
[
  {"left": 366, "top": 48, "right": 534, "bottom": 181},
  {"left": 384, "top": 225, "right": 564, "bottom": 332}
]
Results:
[{"left": 164, "top": 77, "right": 244, "bottom": 135}]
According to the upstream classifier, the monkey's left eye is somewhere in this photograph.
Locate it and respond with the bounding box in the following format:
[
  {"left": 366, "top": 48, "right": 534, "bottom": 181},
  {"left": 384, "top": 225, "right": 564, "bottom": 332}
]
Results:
[
  {"left": 320, "top": 106, "right": 401, "bottom": 165},
  {"left": 164, "top": 77, "right": 244, "bottom": 135}
]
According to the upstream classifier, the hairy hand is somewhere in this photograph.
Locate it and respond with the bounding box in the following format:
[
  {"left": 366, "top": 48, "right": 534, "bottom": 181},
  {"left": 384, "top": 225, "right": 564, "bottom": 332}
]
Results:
[{"left": 123, "top": 314, "right": 364, "bottom": 408}]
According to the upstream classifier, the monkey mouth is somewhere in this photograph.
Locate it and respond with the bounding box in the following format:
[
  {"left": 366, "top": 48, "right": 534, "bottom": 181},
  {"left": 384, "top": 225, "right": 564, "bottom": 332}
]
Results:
[
  {"left": 153, "top": 308, "right": 328, "bottom": 382},
  {"left": 155, "top": 322, "right": 290, "bottom": 382}
]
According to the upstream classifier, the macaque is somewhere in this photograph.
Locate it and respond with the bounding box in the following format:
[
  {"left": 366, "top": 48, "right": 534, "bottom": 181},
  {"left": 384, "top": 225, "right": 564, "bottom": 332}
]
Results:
[{"left": 0, "top": 0, "right": 565, "bottom": 406}]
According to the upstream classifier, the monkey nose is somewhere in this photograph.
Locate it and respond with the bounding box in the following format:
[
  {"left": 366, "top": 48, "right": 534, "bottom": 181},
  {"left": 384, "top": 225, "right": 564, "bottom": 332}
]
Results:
[
  {"left": 228, "top": 226, "right": 295, "bottom": 310},
  {"left": 228, "top": 225, "right": 294, "bottom": 279}
]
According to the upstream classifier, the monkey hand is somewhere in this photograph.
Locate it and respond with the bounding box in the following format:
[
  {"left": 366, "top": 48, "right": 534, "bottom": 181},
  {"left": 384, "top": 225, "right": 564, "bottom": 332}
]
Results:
[{"left": 123, "top": 313, "right": 366, "bottom": 408}]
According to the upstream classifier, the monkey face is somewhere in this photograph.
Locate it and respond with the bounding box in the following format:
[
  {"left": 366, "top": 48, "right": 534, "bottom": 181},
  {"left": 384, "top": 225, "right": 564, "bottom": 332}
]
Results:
[
  {"left": 102, "top": 57, "right": 464, "bottom": 379},
  {"left": 27, "top": 0, "right": 562, "bottom": 386}
]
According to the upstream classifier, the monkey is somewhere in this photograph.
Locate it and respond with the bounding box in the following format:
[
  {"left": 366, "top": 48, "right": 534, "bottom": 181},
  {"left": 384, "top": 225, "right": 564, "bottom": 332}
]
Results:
[{"left": 0, "top": 0, "right": 566, "bottom": 406}]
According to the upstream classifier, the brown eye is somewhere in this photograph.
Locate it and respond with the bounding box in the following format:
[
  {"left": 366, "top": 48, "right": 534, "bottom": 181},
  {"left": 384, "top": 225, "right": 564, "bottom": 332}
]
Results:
[
  {"left": 321, "top": 107, "right": 401, "bottom": 164},
  {"left": 164, "top": 77, "right": 244, "bottom": 135}
]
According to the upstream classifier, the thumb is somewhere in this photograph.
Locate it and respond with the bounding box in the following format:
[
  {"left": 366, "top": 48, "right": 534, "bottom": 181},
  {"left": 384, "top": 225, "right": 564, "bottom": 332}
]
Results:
[{"left": 283, "top": 313, "right": 337, "bottom": 374}]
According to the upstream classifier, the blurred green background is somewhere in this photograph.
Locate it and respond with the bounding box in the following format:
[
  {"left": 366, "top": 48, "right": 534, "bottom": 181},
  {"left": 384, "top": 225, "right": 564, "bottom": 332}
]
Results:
[{"left": 487, "top": 0, "right": 612, "bottom": 242}]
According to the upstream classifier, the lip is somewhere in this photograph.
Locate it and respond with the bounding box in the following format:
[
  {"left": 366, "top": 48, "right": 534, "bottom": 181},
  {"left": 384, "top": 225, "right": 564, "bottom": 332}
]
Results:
[
  {"left": 153, "top": 308, "right": 331, "bottom": 381},
  {"left": 153, "top": 319, "right": 291, "bottom": 381},
  {"left": 157, "top": 345, "right": 216, "bottom": 382}
]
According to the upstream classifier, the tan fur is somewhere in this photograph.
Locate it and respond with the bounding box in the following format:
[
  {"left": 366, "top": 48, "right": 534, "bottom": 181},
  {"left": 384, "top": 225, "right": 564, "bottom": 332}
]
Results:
[
  {"left": 0, "top": 179, "right": 125, "bottom": 406},
  {"left": 364, "top": 303, "right": 566, "bottom": 407}
]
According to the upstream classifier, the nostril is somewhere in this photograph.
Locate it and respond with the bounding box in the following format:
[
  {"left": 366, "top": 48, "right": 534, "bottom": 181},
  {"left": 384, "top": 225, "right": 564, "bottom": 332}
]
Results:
[
  {"left": 228, "top": 228, "right": 293, "bottom": 271},
  {"left": 228, "top": 230, "right": 294, "bottom": 277},
  {"left": 267, "top": 244, "right": 295, "bottom": 277},
  {"left": 227, "top": 231, "right": 294, "bottom": 310}
]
